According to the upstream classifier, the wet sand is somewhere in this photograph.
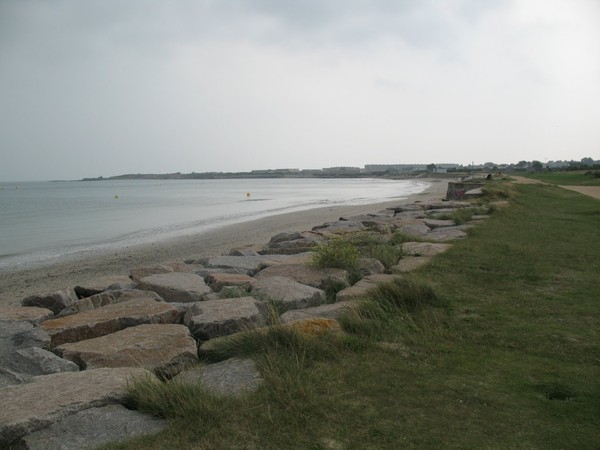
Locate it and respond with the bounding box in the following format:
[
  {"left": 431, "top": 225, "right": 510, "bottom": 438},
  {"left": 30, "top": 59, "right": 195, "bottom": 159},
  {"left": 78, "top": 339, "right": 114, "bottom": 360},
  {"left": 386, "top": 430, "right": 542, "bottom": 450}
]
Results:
[{"left": 0, "top": 179, "right": 450, "bottom": 306}]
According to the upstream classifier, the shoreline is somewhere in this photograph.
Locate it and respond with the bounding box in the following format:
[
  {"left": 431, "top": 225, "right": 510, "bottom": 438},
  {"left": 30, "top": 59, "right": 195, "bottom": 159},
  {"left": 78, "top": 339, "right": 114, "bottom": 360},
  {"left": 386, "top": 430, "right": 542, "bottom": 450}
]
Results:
[{"left": 0, "top": 179, "right": 450, "bottom": 306}]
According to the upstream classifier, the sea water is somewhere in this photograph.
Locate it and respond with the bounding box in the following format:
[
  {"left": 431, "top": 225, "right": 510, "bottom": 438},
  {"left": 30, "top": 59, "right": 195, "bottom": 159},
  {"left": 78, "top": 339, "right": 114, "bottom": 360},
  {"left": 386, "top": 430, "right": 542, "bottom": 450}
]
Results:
[{"left": 0, "top": 178, "right": 428, "bottom": 270}]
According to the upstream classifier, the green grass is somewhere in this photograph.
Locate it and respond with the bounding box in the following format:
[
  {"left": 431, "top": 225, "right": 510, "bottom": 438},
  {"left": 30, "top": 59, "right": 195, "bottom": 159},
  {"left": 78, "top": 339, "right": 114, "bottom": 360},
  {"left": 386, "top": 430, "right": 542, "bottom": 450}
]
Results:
[
  {"left": 103, "top": 183, "right": 600, "bottom": 449},
  {"left": 310, "top": 236, "right": 361, "bottom": 272},
  {"left": 524, "top": 170, "right": 600, "bottom": 186}
]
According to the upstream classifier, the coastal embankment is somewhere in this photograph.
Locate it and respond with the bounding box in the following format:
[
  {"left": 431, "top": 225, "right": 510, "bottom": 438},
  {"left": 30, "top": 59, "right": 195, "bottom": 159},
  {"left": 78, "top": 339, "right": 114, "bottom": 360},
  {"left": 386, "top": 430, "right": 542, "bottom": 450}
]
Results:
[{"left": 0, "top": 179, "right": 450, "bottom": 306}]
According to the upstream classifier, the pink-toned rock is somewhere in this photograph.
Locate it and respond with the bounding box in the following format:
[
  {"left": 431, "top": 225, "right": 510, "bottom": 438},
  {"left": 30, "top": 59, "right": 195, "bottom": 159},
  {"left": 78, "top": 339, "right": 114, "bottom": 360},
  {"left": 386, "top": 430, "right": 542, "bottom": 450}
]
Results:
[
  {"left": 280, "top": 301, "right": 358, "bottom": 323},
  {"left": 252, "top": 277, "right": 326, "bottom": 311},
  {"left": 130, "top": 264, "right": 174, "bottom": 283},
  {"left": 130, "top": 261, "right": 196, "bottom": 282},
  {"left": 57, "top": 324, "right": 198, "bottom": 378},
  {"left": 137, "top": 272, "right": 212, "bottom": 303},
  {"left": 205, "top": 273, "right": 257, "bottom": 292},
  {"left": 59, "top": 289, "right": 164, "bottom": 316},
  {"left": 336, "top": 274, "right": 403, "bottom": 302},
  {"left": 184, "top": 297, "right": 265, "bottom": 340},
  {"left": 0, "top": 306, "right": 53, "bottom": 324},
  {"left": 255, "top": 264, "right": 348, "bottom": 290},
  {"left": 40, "top": 298, "right": 179, "bottom": 348}
]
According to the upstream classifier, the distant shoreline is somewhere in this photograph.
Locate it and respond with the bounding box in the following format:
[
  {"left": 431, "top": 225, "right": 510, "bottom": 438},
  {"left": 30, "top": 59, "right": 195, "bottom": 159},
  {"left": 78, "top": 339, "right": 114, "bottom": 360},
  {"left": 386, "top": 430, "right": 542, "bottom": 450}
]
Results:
[
  {"left": 0, "top": 178, "right": 450, "bottom": 306},
  {"left": 81, "top": 172, "right": 431, "bottom": 182}
]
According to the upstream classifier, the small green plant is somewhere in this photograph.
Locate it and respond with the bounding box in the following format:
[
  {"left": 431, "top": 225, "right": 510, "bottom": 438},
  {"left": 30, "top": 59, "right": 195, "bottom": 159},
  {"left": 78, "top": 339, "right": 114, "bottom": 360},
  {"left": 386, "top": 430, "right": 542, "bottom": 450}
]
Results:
[
  {"left": 367, "top": 243, "right": 403, "bottom": 270},
  {"left": 390, "top": 230, "right": 410, "bottom": 246},
  {"left": 450, "top": 208, "right": 474, "bottom": 225},
  {"left": 346, "top": 231, "right": 403, "bottom": 271},
  {"left": 310, "top": 237, "right": 361, "bottom": 272}
]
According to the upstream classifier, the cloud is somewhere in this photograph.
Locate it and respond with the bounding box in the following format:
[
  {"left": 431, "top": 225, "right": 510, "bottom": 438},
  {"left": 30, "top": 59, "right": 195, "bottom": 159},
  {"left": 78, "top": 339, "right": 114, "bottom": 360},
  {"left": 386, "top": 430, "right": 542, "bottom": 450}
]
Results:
[{"left": 0, "top": 0, "right": 598, "bottom": 180}]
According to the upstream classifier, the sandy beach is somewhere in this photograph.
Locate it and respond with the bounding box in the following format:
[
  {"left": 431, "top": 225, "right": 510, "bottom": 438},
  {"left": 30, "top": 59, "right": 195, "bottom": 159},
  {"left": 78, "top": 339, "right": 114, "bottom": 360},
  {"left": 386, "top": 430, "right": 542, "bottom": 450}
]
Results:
[{"left": 0, "top": 179, "right": 450, "bottom": 306}]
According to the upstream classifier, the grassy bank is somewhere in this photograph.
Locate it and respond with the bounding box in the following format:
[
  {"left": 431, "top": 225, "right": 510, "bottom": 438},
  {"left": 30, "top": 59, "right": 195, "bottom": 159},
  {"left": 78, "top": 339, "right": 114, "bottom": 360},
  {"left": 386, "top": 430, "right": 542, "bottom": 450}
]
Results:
[
  {"left": 524, "top": 170, "right": 600, "bottom": 186},
  {"left": 105, "top": 183, "right": 600, "bottom": 449}
]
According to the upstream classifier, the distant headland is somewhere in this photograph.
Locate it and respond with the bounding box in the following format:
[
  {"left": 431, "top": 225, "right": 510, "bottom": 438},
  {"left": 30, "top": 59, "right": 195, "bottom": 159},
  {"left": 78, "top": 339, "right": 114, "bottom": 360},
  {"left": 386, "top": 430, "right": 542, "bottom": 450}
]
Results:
[{"left": 81, "top": 158, "right": 599, "bottom": 181}]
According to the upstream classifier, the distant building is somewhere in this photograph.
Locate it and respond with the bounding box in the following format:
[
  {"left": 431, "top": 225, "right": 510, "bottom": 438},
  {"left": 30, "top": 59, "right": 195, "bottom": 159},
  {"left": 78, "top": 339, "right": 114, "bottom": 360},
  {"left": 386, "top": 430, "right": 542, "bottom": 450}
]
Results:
[
  {"left": 364, "top": 164, "right": 427, "bottom": 173},
  {"left": 251, "top": 168, "right": 300, "bottom": 175},
  {"left": 322, "top": 166, "right": 362, "bottom": 175}
]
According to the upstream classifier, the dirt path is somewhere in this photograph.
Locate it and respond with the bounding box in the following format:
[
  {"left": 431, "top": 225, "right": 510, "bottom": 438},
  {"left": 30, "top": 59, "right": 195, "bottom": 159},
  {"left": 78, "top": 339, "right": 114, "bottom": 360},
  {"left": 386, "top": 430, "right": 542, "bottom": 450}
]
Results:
[
  {"left": 510, "top": 175, "right": 600, "bottom": 200},
  {"left": 509, "top": 175, "right": 547, "bottom": 185},
  {"left": 560, "top": 186, "right": 600, "bottom": 200}
]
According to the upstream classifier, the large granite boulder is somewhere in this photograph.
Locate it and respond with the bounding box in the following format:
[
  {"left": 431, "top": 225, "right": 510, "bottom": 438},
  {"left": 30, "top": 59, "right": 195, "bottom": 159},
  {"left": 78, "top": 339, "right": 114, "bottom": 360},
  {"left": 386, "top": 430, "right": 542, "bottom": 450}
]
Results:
[
  {"left": 423, "top": 218, "right": 456, "bottom": 228},
  {"left": 1, "top": 320, "right": 68, "bottom": 388},
  {"left": 402, "top": 242, "right": 453, "bottom": 257},
  {"left": 252, "top": 277, "right": 326, "bottom": 311},
  {"left": 74, "top": 276, "right": 136, "bottom": 299},
  {"left": 137, "top": 272, "right": 212, "bottom": 303},
  {"left": 269, "top": 231, "right": 302, "bottom": 244},
  {"left": 262, "top": 237, "right": 323, "bottom": 255},
  {"left": 16, "top": 404, "right": 168, "bottom": 450},
  {"left": 59, "top": 289, "right": 164, "bottom": 317},
  {"left": 279, "top": 301, "right": 357, "bottom": 323},
  {"left": 313, "top": 220, "right": 365, "bottom": 235},
  {"left": 57, "top": 324, "right": 198, "bottom": 378},
  {"left": 391, "top": 256, "right": 433, "bottom": 273},
  {"left": 200, "top": 254, "right": 302, "bottom": 275},
  {"left": 0, "top": 367, "right": 153, "bottom": 447},
  {"left": 392, "top": 219, "right": 431, "bottom": 238},
  {"left": 254, "top": 264, "right": 348, "bottom": 290},
  {"left": 0, "top": 347, "right": 79, "bottom": 388},
  {"left": 0, "top": 306, "right": 53, "bottom": 325},
  {"left": 358, "top": 258, "right": 386, "bottom": 276},
  {"left": 0, "top": 321, "right": 50, "bottom": 353},
  {"left": 205, "top": 273, "right": 256, "bottom": 292},
  {"left": 389, "top": 203, "right": 425, "bottom": 213},
  {"left": 174, "top": 357, "right": 263, "bottom": 396},
  {"left": 336, "top": 274, "right": 403, "bottom": 302},
  {"left": 40, "top": 298, "right": 179, "bottom": 348},
  {"left": 130, "top": 263, "right": 174, "bottom": 283},
  {"left": 426, "top": 227, "right": 468, "bottom": 241},
  {"left": 130, "top": 261, "right": 194, "bottom": 283},
  {"left": 21, "top": 289, "right": 77, "bottom": 315},
  {"left": 184, "top": 297, "right": 265, "bottom": 341}
]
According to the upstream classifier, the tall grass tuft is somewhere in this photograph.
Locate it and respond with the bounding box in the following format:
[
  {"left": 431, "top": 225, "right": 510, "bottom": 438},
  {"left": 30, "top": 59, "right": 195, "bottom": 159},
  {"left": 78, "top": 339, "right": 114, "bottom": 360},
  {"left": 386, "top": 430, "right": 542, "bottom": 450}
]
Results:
[
  {"left": 127, "top": 374, "right": 233, "bottom": 427},
  {"left": 481, "top": 182, "right": 517, "bottom": 200},
  {"left": 371, "top": 278, "right": 440, "bottom": 312},
  {"left": 310, "top": 236, "right": 361, "bottom": 272},
  {"left": 339, "top": 277, "right": 443, "bottom": 341}
]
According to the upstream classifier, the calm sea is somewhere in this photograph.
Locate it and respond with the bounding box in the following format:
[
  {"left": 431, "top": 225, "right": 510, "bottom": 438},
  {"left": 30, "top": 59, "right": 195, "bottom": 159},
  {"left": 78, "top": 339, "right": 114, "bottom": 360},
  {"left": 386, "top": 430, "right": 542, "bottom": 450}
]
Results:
[{"left": 0, "top": 178, "right": 428, "bottom": 270}]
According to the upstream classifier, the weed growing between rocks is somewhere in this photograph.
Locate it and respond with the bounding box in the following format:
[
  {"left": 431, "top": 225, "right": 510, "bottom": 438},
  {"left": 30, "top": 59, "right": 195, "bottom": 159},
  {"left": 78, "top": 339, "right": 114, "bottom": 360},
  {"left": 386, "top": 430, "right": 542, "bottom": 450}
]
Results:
[
  {"left": 311, "top": 231, "right": 403, "bottom": 277},
  {"left": 128, "top": 374, "right": 233, "bottom": 427},
  {"left": 310, "top": 236, "right": 361, "bottom": 272}
]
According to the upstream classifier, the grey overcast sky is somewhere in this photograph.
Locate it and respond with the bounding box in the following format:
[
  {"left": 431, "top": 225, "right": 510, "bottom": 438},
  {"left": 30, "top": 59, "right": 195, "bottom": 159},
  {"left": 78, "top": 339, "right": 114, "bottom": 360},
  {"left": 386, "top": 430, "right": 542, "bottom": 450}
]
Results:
[{"left": 1, "top": 0, "right": 599, "bottom": 181}]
